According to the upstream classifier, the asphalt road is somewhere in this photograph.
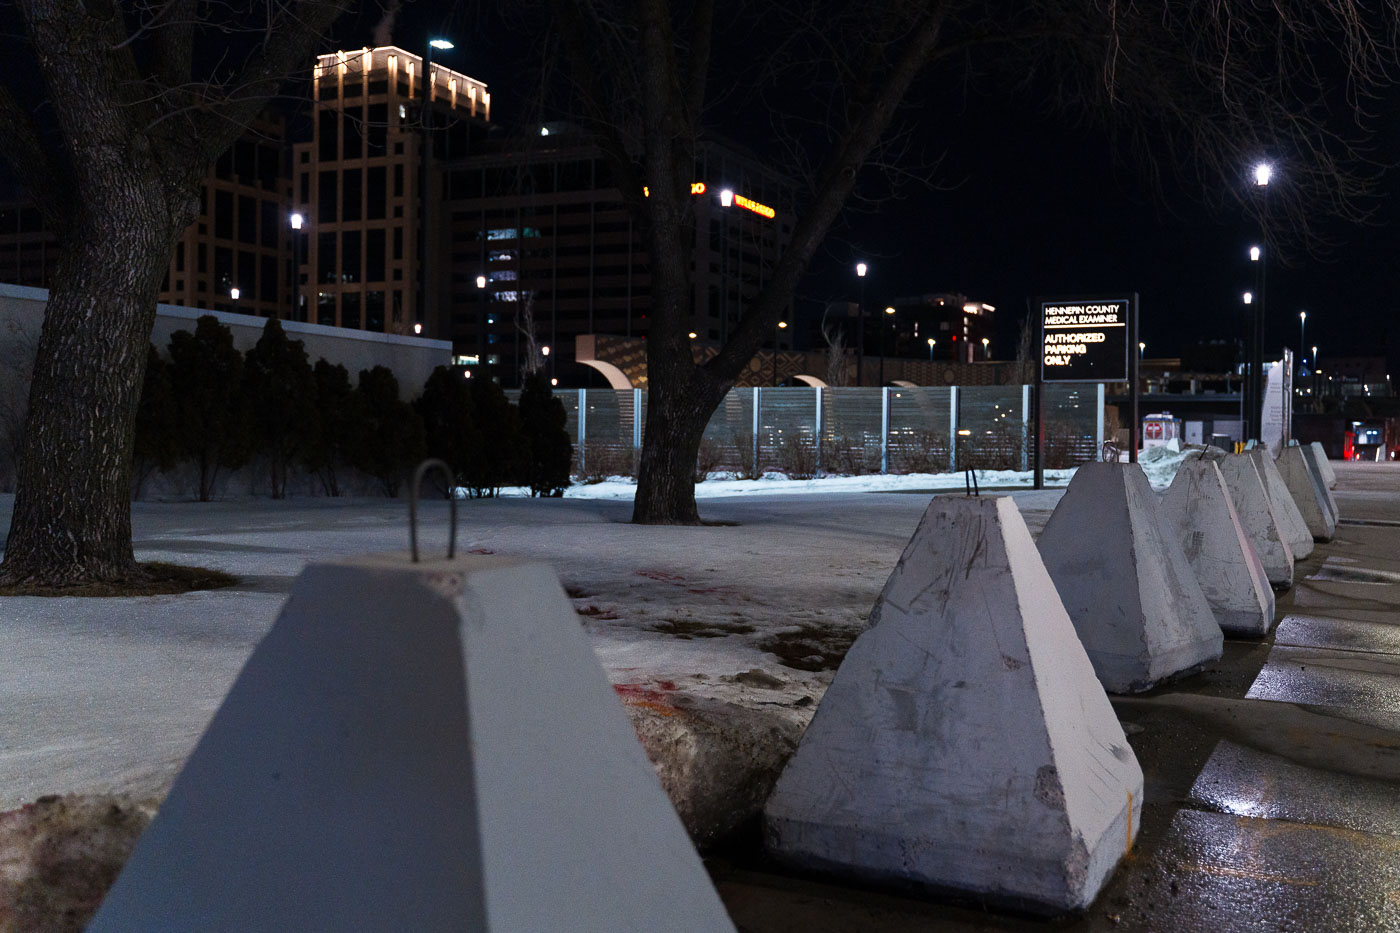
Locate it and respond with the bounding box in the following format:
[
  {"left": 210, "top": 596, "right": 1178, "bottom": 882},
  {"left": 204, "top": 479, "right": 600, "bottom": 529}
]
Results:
[{"left": 714, "top": 462, "right": 1400, "bottom": 932}]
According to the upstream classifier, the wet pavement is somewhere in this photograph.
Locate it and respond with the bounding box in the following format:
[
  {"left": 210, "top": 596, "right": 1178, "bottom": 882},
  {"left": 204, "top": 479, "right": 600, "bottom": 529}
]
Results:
[{"left": 715, "top": 461, "right": 1400, "bottom": 932}]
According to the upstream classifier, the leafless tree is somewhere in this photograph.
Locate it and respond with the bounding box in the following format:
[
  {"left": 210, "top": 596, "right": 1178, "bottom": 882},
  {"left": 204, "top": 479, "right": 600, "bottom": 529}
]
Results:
[
  {"left": 0, "top": 0, "right": 347, "bottom": 584},
  {"left": 484, "top": 1, "right": 1398, "bottom": 524},
  {"left": 821, "top": 307, "right": 849, "bottom": 388}
]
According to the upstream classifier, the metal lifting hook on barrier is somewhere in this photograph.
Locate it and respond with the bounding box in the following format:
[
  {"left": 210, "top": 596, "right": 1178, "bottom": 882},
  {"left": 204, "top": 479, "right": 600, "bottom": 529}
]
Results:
[{"left": 407, "top": 459, "right": 458, "bottom": 562}]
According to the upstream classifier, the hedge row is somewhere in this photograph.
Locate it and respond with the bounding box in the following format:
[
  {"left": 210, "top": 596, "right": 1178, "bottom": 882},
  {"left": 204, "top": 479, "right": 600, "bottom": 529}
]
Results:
[{"left": 134, "top": 315, "right": 572, "bottom": 501}]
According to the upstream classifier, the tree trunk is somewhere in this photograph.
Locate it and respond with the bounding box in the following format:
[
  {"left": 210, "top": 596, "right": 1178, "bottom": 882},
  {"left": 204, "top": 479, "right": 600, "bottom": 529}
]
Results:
[
  {"left": 632, "top": 368, "right": 724, "bottom": 524},
  {"left": 1, "top": 204, "right": 173, "bottom": 584}
]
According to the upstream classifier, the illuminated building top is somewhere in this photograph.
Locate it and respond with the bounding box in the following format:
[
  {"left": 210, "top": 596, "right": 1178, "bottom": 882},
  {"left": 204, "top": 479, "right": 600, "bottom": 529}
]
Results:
[{"left": 315, "top": 46, "right": 490, "bottom": 120}]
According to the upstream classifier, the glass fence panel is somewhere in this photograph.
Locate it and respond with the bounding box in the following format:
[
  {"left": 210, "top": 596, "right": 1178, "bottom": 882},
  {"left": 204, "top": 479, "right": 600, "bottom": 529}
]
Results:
[
  {"left": 820, "top": 388, "right": 885, "bottom": 474},
  {"left": 700, "top": 388, "right": 757, "bottom": 474},
  {"left": 957, "top": 386, "right": 1026, "bottom": 471},
  {"left": 756, "top": 388, "right": 820, "bottom": 477},
  {"left": 888, "top": 387, "right": 953, "bottom": 473},
  {"left": 1044, "top": 384, "right": 1100, "bottom": 467},
  {"left": 579, "top": 389, "right": 638, "bottom": 477}
]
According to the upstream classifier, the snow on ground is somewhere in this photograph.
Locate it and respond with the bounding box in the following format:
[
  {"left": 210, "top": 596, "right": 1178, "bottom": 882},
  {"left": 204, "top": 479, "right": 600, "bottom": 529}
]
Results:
[{"left": 0, "top": 480, "right": 1074, "bottom": 814}]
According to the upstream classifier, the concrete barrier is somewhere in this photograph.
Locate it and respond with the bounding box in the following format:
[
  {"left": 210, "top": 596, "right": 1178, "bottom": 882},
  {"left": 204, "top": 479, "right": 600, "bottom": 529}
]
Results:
[
  {"left": 1161, "top": 460, "right": 1275, "bottom": 636},
  {"left": 765, "top": 496, "right": 1142, "bottom": 912},
  {"left": 1276, "top": 445, "right": 1335, "bottom": 542},
  {"left": 1037, "top": 462, "right": 1223, "bottom": 693},
  {"left": 1310, "top": 441, "right": 1338, "bottom": 489},
  {"left": 89, "top": 555, "right": 736, "bottom": 932},
  {"left": 1249, "top": 449, "right": 1313, "bottom": 559},
  {"left": 1217, "top": 454, "right": 1295, "bottom": 588},
  {"left": 1300, "top": 444, "right": 1340, "bottom": 525}
]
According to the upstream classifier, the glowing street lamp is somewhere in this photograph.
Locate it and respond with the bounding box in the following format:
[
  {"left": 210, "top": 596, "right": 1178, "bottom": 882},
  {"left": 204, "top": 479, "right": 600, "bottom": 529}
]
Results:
[
  {"left": 854, "top": 262, "right": 868, "bottom": 384},
  {"left": 1299, "top": 310, "right": 1307, "bottom": 366},
  {"left": 927, "top": 337, "right": 935, "bottom": 360},
  {"left": 1249, "top": 245, "right": 1260, "bottom": 262},
  {"left": 982, "top": 337, "right": 990, "bottom": 360},
  {"left": 1138, "top": 341, "right": 1146, "bottom": 359},
  {"left": 719, "top": 189, "right": 734, "bottom": 208},
  {"left": 229, "top": 287, "right": 240, "bottom": 301},
  {"left": 1243, "top": 292, "right": 1253, "bottom": 305},
  {"left": 1254, "top": 163, "right": 1272, "bottom": 186}
]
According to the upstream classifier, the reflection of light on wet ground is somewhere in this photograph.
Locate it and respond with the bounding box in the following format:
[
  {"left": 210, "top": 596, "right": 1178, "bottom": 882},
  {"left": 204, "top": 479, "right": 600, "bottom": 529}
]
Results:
[{"left": 1307, "top": 563, "right": 1400, "bottom": 585}]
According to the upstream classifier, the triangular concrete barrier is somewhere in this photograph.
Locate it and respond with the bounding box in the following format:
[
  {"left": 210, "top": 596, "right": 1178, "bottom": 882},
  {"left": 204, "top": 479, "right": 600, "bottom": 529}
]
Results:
[
  {"left": 1037, "top": 462, "right": 1223, "bottom": 693},
  {"left": 1161, "top": 460, "right": 1275, "bottom": 636},
  {"left": 89, "top": 555, "right": 737, "bottom": 932},
  {"left": 1217, "top": 454, "right": 1295, "bottom": 588},
  {"left": 1276, "top": 445, "right": 1336, "bottom": 542},
  {"left": 765, "top": 496, "right": 1142, "bottom": 912},
  {"left": 1249, "top": 449, "right": 1313, "bottom": 559},
  {"left": 1300, "top": 444, "right": 1340, "bottom": 525},
  {"left": 1309, "top": 441, "right": 1338, "bottom": 489}
]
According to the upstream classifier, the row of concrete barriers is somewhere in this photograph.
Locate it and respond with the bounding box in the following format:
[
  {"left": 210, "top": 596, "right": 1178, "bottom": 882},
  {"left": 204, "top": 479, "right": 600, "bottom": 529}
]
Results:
[
  {"left": 765, "top": 440, "right": 1339, "bottom": 912},
  {"left": 86, "top": 442, "right": 1339, "bottom": 927}
]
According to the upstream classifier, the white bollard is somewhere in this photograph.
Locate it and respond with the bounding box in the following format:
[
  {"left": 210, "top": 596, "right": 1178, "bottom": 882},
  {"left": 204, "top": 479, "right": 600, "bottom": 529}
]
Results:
[
  {"left": 1300, "top": 444, "right": 1340, "bottom": 526},
  {"left": 1161, "top": 460, "right": 1275, "bottom": 636},
  {"left": 1037, "top": 462, "right": 1223, "bottom": 693},
  {"left": 1250, "top": 449, "right": 1313, "bottom": 559},
  {"left": 1217, "top": 454, "right": 1295, "bottom": 588},
  {"left": 1276, "top": 445, "right": 1335, "bottom": 542},
  {"left": 89, "top": 555, "right": 736, "bottom": 932},
  {"left": 766, "top": 495, "right": 1142, "bottom": 913},
  {"left": 1309, "top": 441, "right": 1338, "bottom": 489}
]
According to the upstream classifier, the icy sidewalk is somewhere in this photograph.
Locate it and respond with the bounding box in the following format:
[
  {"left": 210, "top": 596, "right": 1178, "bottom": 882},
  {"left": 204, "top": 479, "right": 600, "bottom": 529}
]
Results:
[{"left": 0, "top": 487, "right": 1065, "bottom": 841}]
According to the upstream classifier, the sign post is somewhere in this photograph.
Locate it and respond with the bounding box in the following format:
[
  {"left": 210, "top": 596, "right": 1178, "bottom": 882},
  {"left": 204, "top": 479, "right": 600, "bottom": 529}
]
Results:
[{"left": 1035, "top": 295, "right": 1138, "bottom": 489}]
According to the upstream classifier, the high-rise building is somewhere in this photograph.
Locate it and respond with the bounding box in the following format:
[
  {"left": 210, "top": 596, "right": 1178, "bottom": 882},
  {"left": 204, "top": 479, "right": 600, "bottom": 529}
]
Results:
[
  {"left": 161, "top": 112, "right": 291, "bottom": 318},
  {"left": 291, "top": 45, "right": 491, "bottom": 338},
  {"left": 441, "top": 124, "right": 795, "bottom": 385},
  {"left": 886, "top": 293, "right": 997, "bottom": 363}
]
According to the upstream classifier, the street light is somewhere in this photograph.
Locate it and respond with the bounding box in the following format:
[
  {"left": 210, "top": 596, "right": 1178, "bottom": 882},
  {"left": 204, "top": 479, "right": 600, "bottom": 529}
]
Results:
[
  {"left": 229, "top": 286, "right": 240, "bottom": 302},
  {"left": 290, "top": 212, "right": 307, "bottom": 321},
  {"left": 927, "top": 337, "right": 935, "bottom": 360},
  {"left": 1299, "top": 311, "right": 1307, "bottom": 374},
  {"left": 854, "top": 262, "right": 868, "bottom": 385},
  {"left": 1138, "top": 341, "right": 1145, "bottom": 360},
  {"left": 1249, "top": 245, "right": 1260, "bottom": 262},
  {"left": 773, "top": 320, "right": 788, "bottom": 385},
  {"left": 1243, "top": 292, "right": 1253, "bottom": 304},
  {"left": 419, "top": 36, "right": 455, "bottom": 336},
  {"left": 1248, "top": 164, "right": 1272, "bottom": 441},
  {"left": 879, "top": 306, "right": 895, "bottom": 385},
  {"left": 982, "top": 336, "right": 990, "bottom": 360}
]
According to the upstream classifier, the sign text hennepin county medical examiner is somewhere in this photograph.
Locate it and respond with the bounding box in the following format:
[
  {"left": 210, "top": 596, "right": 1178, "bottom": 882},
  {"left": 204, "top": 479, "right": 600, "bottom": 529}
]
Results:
[{"left": 1040, "top": 299, "right": 1130, "bottom": 382}]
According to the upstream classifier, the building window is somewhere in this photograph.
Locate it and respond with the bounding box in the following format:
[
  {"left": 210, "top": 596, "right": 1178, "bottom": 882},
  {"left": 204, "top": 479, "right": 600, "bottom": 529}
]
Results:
[
  {"left": 366, "top": 290, "right": 385, "bottom": 332},
  {"left": 318, "top": 110, "right": 337, "bottom": 161},
  {"left": 317, "top": 291, "right": 336, "bottom": 327},
  {"left": 367, "top": 166, "right": 386, "bottom": 220},
  {"left": 342, "top": 230, "right": 361, "bottom": 283},
  {"left": 342, "top": 291, "right": 361, "bottom": 329},
  {"left": 343, "top": 168, "right": 362, "bottom": 222},
  {"left": 366, "top": 228, "right": 386, "bottom": 282},
  {"left": 318, "top": 171, "right": 337, "bottom": 224},
  {"left": 317, "top": 232, "right": 335, "bottom": 283},
  {"left": 343, "top": 106, "right": 362, "bottom": 159},
  {"left": 237, "top": 195, "right": 257, "bottom": 245},
  {"left": 214, "top": 190, "right": 233, "bottom": 239}
]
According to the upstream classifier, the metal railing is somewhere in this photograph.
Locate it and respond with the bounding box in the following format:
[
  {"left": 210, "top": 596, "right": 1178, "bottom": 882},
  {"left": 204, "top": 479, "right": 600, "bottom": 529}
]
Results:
[{"left": 505, "top": 384, "right": 1105, "bottom": 478}]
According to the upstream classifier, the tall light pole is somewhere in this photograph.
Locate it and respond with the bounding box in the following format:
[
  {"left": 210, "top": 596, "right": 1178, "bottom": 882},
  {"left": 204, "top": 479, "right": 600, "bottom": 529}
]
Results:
[
  {"left": 1312, "top": 344, "right": 1319, "bottom": 397},
  {"left": 855, "top": 262, "right": 867, "bottom": 385},
  {"left": 1138, "top": 341, "right": 1145, "bottom": 360},
  {"left": 982, "top": 336, "right": 990, "bottom": 361},
  {"left": 1249, "top": 162, "right": 1271, "bottom": 441},
  {"left": 1298, "top": 310, "right": 1307, "bottom": 375},
  {"left": 773, "top": 320, "right": 788, "bottom": 386},
  {"left": 419, "top": 37, "right": 455, "bottom": 337},
  {"left": 290, "top": 212, "right": 306, "bottom": 322},
  {"left": 880, "top": 306, "right": 894, "bottom": 385},
  {"left": 927, "top": 337, "right": 935, "bottom": 360}
]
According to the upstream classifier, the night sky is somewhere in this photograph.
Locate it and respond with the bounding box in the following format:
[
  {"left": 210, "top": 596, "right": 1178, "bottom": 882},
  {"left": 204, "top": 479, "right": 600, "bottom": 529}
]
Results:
[{"left": 418, "top": 5, "right": 1400, "bottom": 375}]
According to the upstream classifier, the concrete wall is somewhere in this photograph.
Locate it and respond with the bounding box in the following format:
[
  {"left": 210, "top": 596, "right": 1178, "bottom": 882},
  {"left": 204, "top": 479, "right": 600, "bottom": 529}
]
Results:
[
  {"left": 0, "top": 283, "right": 451, "bottom": 394},
  {"left": 0, "top": 282, "right": 452, "bottom": 496}
]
